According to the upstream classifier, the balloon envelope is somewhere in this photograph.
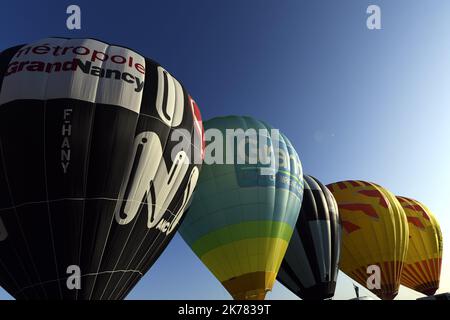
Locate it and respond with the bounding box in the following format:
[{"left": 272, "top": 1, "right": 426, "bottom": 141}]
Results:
[
  {"left": 397, "top": 196, "right": 443, "bottom": 296},
  {"left": 179, "top": 116, "right": 303, "bottom": 300},
  {"left": 277, "top": 175, "right": 341, "bottom": 300},
  {"left": 0, "top": 38, "right": 203, "bottom": 299},
  {"left": 326, "top": 180, "right": 408, "bottom": 300}
]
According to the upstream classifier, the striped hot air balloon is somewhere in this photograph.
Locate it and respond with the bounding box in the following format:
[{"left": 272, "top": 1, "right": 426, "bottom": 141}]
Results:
[
  {"left": 179, "top": 116, "right": 303, "bottom": 300},
  {"left": 277, "top": 175, "right": 341, "bottom": 300},
  {"left": 326, "top": 180, "right": 409, "bottom": 300},
  {"left": 397, "top": 196, "right": 443, "bottom": 296}
]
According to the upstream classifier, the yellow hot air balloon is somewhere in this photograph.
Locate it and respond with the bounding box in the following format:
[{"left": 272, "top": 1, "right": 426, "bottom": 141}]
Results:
[
  {"left": 397, "top": 196, "right": 443, "bottom": 296},
  {"left": 326, "top": 180, "right": 409, "bottom": 300}
]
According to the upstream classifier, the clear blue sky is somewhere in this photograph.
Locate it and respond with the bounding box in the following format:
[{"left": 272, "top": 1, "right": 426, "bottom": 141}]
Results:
[{"left": 1, "top": 0, "right": 450, "bottom": 300}]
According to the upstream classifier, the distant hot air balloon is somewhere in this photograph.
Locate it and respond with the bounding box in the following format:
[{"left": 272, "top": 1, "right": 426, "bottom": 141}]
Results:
[
  {"left": 0, "top": 38, "right": 204, "bottom": 299},
  {"left": 179, "top": 116, "right": 304, "bottom": 300},
  {"left": 326, "top": 180, "right": 409, "bottom": 300},
  {"left": 277, "top": 175, "right": 341, "bottom": 300},
  {"left": 396, "top": 196, "right": 443, "bottom": 296}
]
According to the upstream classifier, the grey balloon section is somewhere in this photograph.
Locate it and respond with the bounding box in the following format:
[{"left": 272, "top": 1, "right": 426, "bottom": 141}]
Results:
[
  {"left": 0, "top": 38, "right": 203, "bottom": 299},
  {"left": 277, "top": 175, "right": 342, "bottom": 300}
]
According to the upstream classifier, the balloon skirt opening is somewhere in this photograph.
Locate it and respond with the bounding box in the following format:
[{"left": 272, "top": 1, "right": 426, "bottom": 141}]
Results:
[{"left": 222, "top": 271, "right": 275, "bottom": 300}]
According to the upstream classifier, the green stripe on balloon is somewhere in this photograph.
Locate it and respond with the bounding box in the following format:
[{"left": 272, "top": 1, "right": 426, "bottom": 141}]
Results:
[{"left": 190, "top": 221, "right": 294, "bottom": 257}]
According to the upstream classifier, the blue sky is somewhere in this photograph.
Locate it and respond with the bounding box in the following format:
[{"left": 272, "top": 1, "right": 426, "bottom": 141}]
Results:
[{"left": 1, "top": 0, "right": 450, "bottom": 300}]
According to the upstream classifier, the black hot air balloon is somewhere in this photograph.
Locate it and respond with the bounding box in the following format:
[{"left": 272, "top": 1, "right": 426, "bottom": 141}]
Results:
[
  {"left": 0, "top": 38, "right": 203, "bottom": 299},
  {"left": 277, "top": 175, "right": 341, "bottom": 300}
]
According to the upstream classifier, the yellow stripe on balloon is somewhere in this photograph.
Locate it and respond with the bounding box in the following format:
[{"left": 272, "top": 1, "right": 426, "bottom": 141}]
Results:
[{"left": 199, "top": 237, "right": 289, "bottom": 284}]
